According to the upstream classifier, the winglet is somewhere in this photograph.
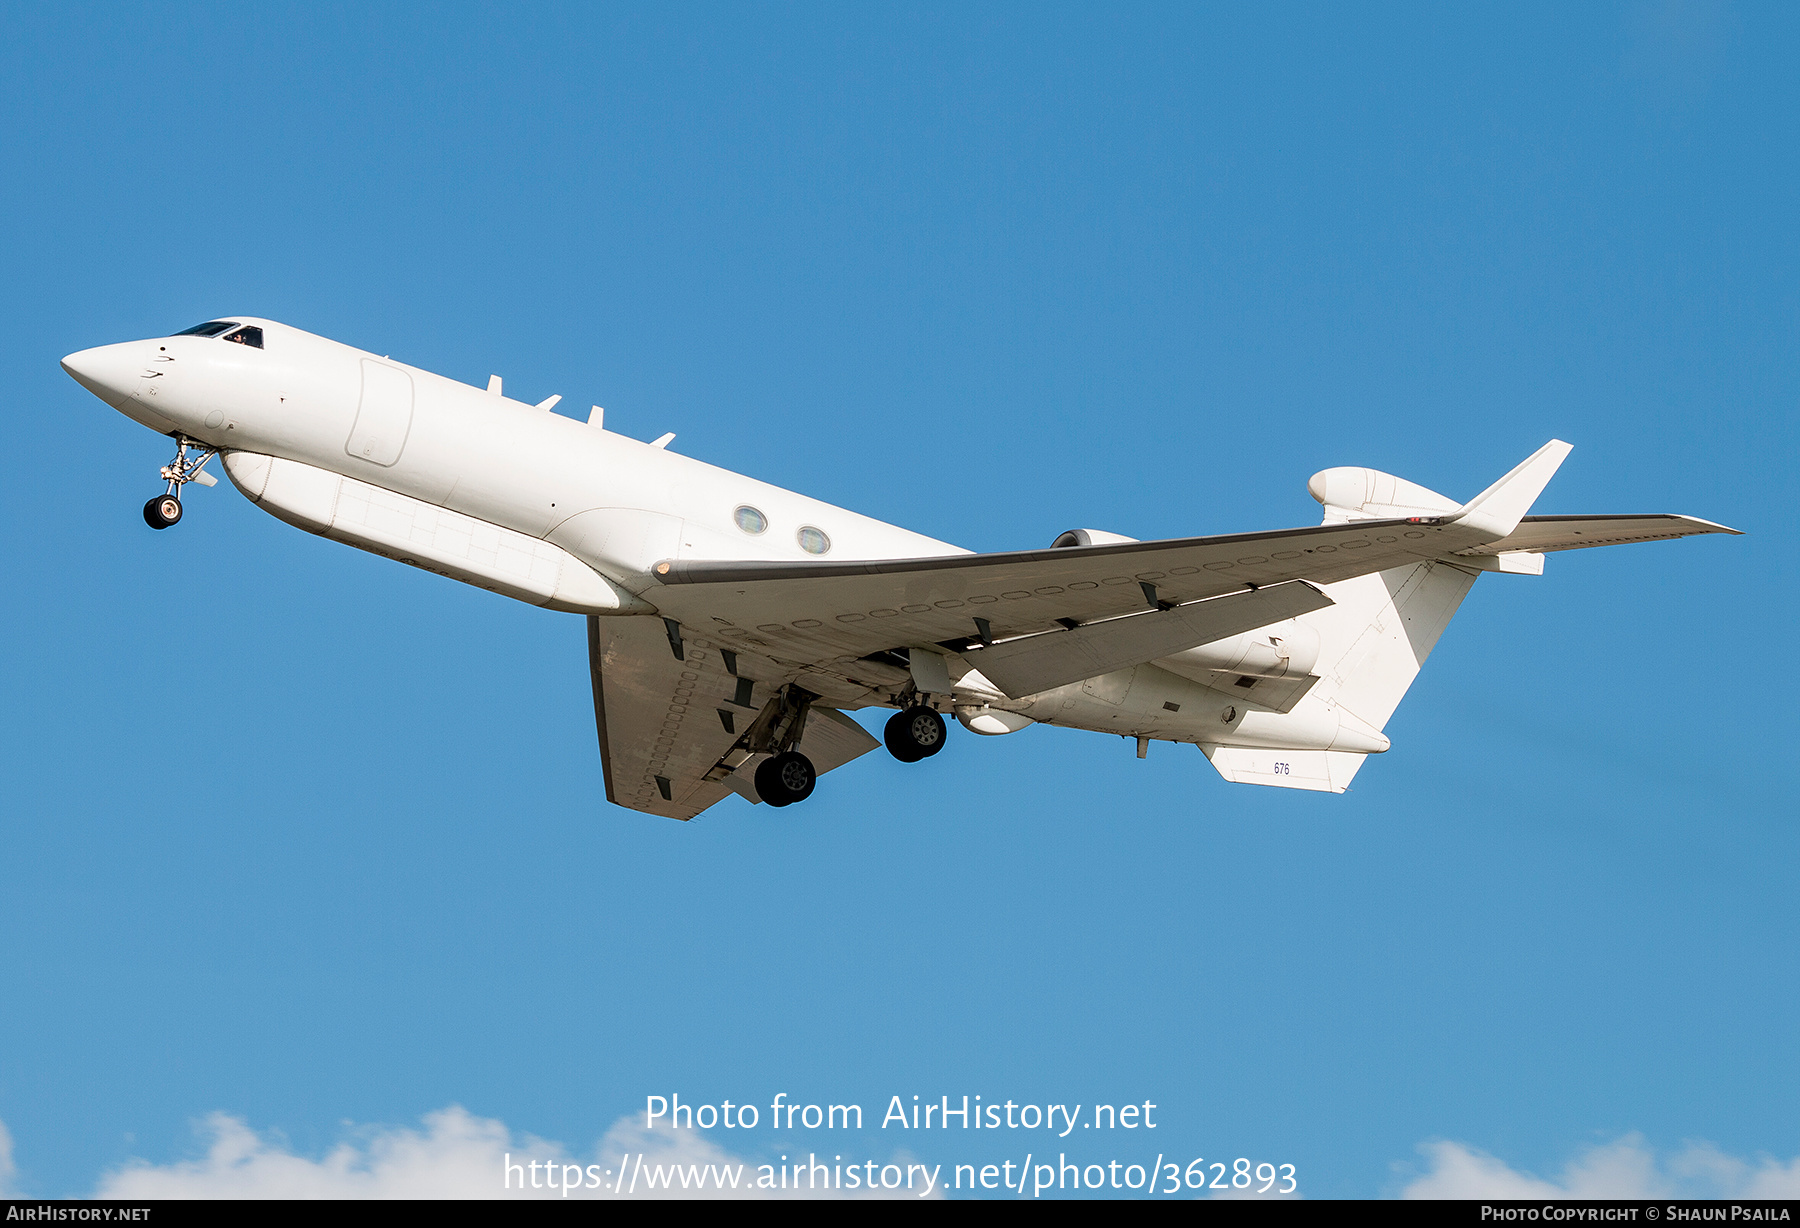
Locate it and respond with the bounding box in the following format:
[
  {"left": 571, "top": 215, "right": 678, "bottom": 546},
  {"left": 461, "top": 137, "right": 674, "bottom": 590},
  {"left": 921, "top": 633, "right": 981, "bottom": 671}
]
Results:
[{"left": 1448, "top": 439, "right": 1573, "bottom": 542}]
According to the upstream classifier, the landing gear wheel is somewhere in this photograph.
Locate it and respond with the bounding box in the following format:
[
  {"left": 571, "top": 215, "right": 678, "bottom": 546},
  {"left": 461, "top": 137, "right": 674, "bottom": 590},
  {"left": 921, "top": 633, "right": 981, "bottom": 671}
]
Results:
[
  {"left": 143, "top": 494, "right": 183, "bottom": 529},
  {"left": 755, "top": 751, "right": 817, "bottom": 807},
  {"left": 140, "top": 438, "right": 217, "bottom": 530},
  {"left": 885, "top": 705, "right": 947, "bottom": 763}
]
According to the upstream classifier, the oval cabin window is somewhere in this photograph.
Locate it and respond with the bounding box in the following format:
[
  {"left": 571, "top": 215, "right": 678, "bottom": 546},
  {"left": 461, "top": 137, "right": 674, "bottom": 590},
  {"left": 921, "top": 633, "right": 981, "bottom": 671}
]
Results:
[
  {"left": 798, "top": 526, "right": 830, "bottom": 555},
  {"left": 734, "top": 506, "right": 768, "bottom": 534}
]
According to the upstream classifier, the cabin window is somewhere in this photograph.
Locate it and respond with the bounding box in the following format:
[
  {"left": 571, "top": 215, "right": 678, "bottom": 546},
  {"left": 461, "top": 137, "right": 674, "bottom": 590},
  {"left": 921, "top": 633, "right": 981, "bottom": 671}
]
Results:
[
  {"left": 221, "top": 326, "right": 264, "bottom": 349},
  {"left": 173, "top": 320, "right": 239, "bottom": 338},
  {"left": 734, "top": 505, "right": 767, "bottom": 534},
  {"left": 797, "top": 526, "right": 830, "bottom": 555}
]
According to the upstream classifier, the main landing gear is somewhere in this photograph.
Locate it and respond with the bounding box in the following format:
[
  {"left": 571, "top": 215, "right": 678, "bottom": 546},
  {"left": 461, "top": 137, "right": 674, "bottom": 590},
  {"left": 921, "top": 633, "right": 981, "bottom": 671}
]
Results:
[
  {"left": 723, "top": 683, "right": 819, "bottom": 808},
  {"left": 885, "top": 705, "right": 947, "bottom": 763},
  {"left": 754, "top": 750, "right": 817, "bottom": 807},
  {"left": 142, "top": 436, "right": 218, "bottom": 531}
]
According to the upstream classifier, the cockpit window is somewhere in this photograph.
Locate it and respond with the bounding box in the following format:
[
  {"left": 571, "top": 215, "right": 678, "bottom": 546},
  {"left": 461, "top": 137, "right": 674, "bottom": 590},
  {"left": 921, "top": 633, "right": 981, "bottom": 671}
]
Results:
[
  {"left": 221, "top": 326, "right": 263, "bottom": 349},
  {"left": 173, "top": 321, "right": 240, "bottom": 338}
]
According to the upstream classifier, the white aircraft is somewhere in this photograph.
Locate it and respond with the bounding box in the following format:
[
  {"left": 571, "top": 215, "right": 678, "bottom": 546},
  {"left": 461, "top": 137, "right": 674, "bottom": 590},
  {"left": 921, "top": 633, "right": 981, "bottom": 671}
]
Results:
[{"left": 62, "top": 318, "right": 1736, "bottom": 818}]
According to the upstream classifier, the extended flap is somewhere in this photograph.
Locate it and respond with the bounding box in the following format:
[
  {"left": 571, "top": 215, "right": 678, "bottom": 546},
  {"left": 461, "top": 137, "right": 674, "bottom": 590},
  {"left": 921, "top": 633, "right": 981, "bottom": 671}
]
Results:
[{"left": 967, "top": 580, "right": 1334, "bottom": 699}]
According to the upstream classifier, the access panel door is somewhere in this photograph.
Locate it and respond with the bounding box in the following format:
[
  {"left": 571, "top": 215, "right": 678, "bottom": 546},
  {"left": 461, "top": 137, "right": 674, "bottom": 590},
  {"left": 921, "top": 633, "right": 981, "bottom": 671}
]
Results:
[{"left": 345, "top": 359, "right": 414, "bottom": 467}]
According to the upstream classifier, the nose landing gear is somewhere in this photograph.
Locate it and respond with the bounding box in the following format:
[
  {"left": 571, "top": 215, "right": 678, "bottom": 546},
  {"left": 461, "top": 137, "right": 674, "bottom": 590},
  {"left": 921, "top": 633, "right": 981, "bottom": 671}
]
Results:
[
  {"left": 142, "top": 436, "right": 218, "bottom": 530},
  {"left": 143, "top": 494, "right": 183, "bottom": 528}
]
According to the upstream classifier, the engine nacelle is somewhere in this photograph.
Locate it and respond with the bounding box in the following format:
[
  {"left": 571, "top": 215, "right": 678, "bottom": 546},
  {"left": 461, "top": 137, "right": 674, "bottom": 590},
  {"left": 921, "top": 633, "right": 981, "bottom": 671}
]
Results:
[
  {"left": 1157, "top": 618, "right": 1321, "bottom": 682},
  {"left": 955, "top": 705, "right": 1034, "bottom": 736},
  {"left": 1307, "top": 467, "right": 1459, "bottom": 522},
  {"left": 1050, "top": 528, "right": 1138, "bottom": 548}
]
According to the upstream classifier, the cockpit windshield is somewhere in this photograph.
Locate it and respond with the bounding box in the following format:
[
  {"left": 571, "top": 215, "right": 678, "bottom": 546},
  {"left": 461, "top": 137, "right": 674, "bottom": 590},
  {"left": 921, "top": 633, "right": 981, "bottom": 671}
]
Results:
[{"left": 170, "top": 320, "right": 264, "bottom": 348}]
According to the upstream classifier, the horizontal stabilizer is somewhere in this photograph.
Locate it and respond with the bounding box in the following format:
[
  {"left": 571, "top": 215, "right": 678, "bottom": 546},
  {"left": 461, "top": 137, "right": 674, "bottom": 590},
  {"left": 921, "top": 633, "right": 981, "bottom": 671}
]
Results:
[
  {"left": 969, "top": 580, "right": 1333, "bottom": 699},
  {"left": 1454, "top": 513, "right": 1740, "bottom": 556},
  {"left": 1199, "top": 744, "right": 1369, "bottom": 794}
]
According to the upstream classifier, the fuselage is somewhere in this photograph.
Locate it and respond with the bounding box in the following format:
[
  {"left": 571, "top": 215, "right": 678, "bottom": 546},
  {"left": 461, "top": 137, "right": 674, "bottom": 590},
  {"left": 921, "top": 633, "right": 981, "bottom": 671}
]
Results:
[
  {"left": 63, "top": 317, "right": 966, "bottom": 572},
  {"left": 61, "top": 317, "right": 1388, "bottom": 756}
]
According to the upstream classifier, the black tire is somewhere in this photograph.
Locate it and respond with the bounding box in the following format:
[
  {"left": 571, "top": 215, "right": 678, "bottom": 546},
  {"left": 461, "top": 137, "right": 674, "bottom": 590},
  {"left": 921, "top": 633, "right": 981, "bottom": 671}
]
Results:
[
  {"left": 143, "top": 495, "right": 182, "bottom": 529},
  {"left": 885, "top": 705, "right": 946, "bottom": 762},
  {"left": 755, "top": 751, "right": 816, "bottom": 807},
  {"left": 753, "top": 756, "right": 791, "bottom": 806}
]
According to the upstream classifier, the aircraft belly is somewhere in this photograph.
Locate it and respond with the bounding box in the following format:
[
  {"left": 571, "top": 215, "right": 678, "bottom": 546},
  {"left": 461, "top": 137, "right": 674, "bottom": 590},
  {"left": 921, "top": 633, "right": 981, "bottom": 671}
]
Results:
[{"left": 222, "top": 452, "right": 649, "bottom": 615}]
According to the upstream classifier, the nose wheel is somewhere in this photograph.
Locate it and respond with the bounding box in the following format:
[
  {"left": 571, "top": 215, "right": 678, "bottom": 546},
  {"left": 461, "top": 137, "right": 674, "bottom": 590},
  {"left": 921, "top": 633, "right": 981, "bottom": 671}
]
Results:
[
  {"left": 143, "top": 494, "right": 183, "bottom": 529},
  {"left": 142, "top": 436, "right": 217, "bottom": 530}
]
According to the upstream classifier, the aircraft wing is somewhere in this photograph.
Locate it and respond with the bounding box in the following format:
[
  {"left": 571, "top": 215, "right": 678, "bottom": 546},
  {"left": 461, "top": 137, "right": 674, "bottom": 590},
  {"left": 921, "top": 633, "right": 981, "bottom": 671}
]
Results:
[
  {"left": 969, "top": 579, "right": 1334, "bottom": 698},
  {"left": 1452, "top": 514, "right": 1740, "bottom": 556},
  {"left": 648, "top": 516, "right": 1497, "bottom": 669},
  {"left": 586, "top": 615, "right": 880, "bottom": 820}
]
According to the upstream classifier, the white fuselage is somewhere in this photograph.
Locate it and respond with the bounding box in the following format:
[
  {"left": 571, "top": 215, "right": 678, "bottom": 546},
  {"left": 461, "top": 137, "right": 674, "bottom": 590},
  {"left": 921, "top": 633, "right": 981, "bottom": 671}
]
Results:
[
  {"left": 77, "top": 318, "right": 965, "bottom": 569},
  {"left": 62, "top": 317, "right": 1386, "bottom": 755}
]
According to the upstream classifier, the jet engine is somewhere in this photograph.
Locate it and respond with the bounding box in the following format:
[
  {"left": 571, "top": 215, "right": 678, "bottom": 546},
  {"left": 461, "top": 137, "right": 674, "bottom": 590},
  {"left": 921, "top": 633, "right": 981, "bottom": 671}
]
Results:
[
  {"left": 1157, "top": 618, "right": 1321, "bottom": 682},
  {"left": 954, "top": 705, "right": 1035, "bottom": 736},
  {"left": 1050, "top": 528, "right": 1138, "bottom": 548}
]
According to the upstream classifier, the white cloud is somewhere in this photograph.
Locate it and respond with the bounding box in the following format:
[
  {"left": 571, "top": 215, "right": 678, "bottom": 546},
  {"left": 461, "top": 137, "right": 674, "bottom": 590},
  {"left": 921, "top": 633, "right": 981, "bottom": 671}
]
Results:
[
  {"left": 0, "top": 1116, "right": 16, "bottom": 1196},
  {"left": 24, "top": 1107, "right": 1796, "bottom": 1201},
  {"left": 92, "top": 1107, "right": 935, "bottom": 1200},
  {"left": 1401, "top": 1136, "right": 1800, "bottom": 1200}
]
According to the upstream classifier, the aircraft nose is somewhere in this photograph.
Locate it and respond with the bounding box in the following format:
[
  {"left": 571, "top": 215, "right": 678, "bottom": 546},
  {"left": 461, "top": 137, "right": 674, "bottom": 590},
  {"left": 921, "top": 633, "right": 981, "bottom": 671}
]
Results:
[{"left": 61, "top": 342, "right": 143, "bottom": 406}]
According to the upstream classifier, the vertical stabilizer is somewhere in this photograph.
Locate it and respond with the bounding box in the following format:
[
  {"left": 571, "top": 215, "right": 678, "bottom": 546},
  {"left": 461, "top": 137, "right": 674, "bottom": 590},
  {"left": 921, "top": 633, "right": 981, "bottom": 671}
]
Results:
[
  {"left": 1308, "top": 561, "right": 1479, "bottom": 733},
  {"left": 1448, "top": 439, "right": 1572, "bottom": 541},
  {"left": 1198, "top": 560, "right": 1478, "bottom": 793}
]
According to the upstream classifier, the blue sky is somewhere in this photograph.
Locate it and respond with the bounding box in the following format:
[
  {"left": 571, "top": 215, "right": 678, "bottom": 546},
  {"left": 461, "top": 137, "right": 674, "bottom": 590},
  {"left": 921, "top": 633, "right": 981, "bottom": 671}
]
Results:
[{"left": 1, "top": 1, "right": 1795, "bottom": 1199}]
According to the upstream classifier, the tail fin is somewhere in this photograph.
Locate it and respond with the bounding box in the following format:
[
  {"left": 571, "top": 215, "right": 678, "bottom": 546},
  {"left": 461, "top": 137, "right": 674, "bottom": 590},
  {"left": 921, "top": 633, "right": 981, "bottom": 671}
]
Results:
[
  {"left": 1202, "top": 442, "right": 1571, "bottom": 793},
  {"left": 1308, "top": 560, "right": 1480, "bottom": 733},
  {"left": 1306, "top": 438, "right": 1573, "bottom": 541},
  {"left": 1289, "top": 441, "right": 1574, "bottom": 733},
  {"left": 1203, "top": 558, "right": 1483, "bottom": 792},
  {"left": 1202, "top": 440, "right": 1737, "bottom": 794},
  {"left": 1199, "top": 558, "right": 1485, "bottom": 793},
  {"left": 1446, "top": 439, "right": 1572, "bottom": 541}
]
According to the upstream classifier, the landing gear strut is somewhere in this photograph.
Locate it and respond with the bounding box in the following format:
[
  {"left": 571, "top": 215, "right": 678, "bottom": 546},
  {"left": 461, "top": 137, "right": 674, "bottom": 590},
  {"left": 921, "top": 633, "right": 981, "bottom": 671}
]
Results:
[
  {"left": 708, "top": 683, "right": 821, "bottom": 808},
  {"left": 142, "top": 436, "right": 217, "bottom": 531},
  {"left": 885, "top": 705, "right": 947, "bottom": 763}
]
